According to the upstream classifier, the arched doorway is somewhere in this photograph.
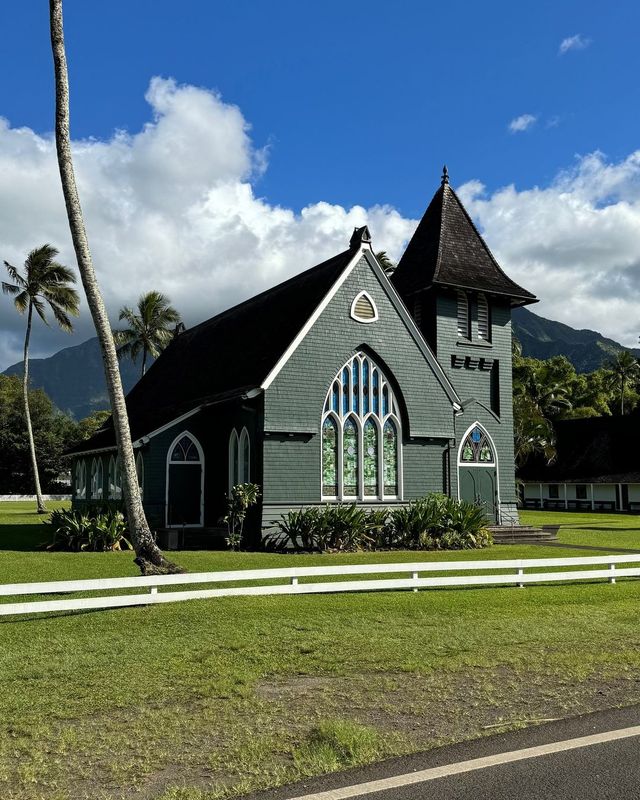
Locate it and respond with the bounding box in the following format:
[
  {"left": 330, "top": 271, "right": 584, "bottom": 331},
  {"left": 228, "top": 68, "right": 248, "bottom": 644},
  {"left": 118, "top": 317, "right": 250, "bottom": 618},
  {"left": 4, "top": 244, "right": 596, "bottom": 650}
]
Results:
[
  {"left": 458, "top": 423, "right": 498, "bottom": 523},
  {"left": 166, "top": 432, "right": 204, "bottom": 527}
]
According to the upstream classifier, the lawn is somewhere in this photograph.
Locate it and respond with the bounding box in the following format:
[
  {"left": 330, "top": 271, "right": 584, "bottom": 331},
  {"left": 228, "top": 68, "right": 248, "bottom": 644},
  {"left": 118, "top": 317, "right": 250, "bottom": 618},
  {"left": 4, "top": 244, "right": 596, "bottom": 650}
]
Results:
[{"left": 1, "top": 503, "right": 639, "bottom": 800}]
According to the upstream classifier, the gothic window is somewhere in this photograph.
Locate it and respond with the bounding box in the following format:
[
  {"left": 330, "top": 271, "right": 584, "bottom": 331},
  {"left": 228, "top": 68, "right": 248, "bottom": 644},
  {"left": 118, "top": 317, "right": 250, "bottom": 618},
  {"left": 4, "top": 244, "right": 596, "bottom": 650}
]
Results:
[
  {"left": 350, "top": 291, "right": 378, "bottom": 323},
  {"left": 171, "top": 435, "right": 200, "bottom": 462},
  {"left": 477, "top": 293, "right": 490, "bottom": 341},
  {"left": 108, "top": 456, "right": 122, "bottom": 500},
  {"left": 459, "top": 425, "right": 495, "bottom": 465},
  {"left": 457, "top": 291, "right": 470, "bottom": 338},
  {"left": 321, "top": 352, "right": 402, "bottom": 500},
  {"left": 228, "top": 427, "right": 251, "bottom": 490},
  {"left": 75, "top": 460, "right": 86, "bottom": 500},
  {"left": 90, "top": 458, "right": 103, "bottom": 500}
]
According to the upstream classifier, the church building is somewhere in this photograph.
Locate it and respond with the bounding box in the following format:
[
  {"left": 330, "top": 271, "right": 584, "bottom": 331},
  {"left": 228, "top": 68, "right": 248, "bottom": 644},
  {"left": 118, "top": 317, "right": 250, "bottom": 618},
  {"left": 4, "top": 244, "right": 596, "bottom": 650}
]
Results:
[{"left": 69, "top": 170, "right": 537, "bottom": 544}]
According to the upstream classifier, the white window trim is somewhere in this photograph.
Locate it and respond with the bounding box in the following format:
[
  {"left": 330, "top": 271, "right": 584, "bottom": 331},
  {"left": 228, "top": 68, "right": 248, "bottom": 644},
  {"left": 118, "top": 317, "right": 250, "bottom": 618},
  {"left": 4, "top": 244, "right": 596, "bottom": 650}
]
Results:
[
  {"left": 75, "top": 460, "right": 86, "bottom": 500},
  {"left": 228, "top": 429, "right": 239, "bottom": 493},
  {"left": 350, "top": 290, "right": 379, "bottom": 324},
  {"left": 321, "top": 352, "right": 402, "bottom": 502},
  {"left": 165, "top": 431, "right": 205, "bottom": 528},
  {"left": 456, "top": 421, "right": 501, "bottom": 520},
  {"left": 239, "top": 427, "right": 251, "bottom": 484},
  {"left": 90, "top": 457, "right": 103, "bottom": 500}
]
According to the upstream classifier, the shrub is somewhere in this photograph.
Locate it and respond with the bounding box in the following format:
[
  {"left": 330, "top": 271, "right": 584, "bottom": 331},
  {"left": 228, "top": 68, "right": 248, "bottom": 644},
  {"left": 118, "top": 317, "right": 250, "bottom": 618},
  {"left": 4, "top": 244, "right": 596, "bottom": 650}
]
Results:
[
  {"left": 47, "top": 508, "right": 131, "bottom": 551},
  {"left": 272, "top": 507, "right": 321, "bottom": 551},
  {"left": 224, "top": 483, "right": 261, "bottom": 550}
]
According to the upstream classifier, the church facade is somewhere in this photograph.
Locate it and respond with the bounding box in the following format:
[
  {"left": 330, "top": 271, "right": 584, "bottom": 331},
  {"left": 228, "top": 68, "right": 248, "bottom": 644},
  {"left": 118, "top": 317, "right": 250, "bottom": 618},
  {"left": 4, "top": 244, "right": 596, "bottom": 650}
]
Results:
[{"left": 69, "top": 172, "right": 537, "bottom": 543}]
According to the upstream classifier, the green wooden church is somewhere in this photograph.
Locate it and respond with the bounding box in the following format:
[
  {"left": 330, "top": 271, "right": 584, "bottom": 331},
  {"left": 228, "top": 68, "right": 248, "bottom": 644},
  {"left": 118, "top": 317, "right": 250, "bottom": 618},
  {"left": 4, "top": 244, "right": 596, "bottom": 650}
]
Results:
[{"left": 69, "top": 170, "right": 537, "bottom": 543}]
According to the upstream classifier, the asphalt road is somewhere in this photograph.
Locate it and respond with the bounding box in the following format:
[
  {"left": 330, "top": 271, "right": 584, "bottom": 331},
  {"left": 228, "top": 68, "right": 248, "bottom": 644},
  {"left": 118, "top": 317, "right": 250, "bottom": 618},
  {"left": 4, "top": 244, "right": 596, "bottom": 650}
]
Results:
[{"left": 243, "top": 705, "right": 640, "bottom": 800}]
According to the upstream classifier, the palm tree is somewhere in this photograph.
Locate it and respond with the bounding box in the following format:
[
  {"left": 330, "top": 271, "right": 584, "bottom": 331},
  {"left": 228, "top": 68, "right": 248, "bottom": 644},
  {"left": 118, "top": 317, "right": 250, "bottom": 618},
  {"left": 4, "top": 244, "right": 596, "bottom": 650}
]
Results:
[
  {"left": 113, "top": 291, "right": 181, "bottom": 378},
  {"left": 49, "top": 0, "right": 180, "bottom": 574},
  {"left": 2, "top": 245, "right": 79, "bottom": 513},
  {"left": 603, "top": 350, "right": 640, "bottom": 415},
  {"left": 375, "top": 251, "right": 396, "bottom": 276}
]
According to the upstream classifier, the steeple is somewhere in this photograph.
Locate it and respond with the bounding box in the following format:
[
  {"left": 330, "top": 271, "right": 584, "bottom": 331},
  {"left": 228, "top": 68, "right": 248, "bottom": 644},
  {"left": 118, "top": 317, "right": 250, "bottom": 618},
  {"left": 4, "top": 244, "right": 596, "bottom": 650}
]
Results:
[{"left": 392, "top": 171, "right": 537, "bottom": 307}]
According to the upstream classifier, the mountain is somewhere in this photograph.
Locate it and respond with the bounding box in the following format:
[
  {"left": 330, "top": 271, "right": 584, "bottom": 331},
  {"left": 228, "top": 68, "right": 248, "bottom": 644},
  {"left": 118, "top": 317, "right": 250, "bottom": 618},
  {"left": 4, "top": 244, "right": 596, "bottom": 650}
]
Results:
[
  {"left": 3, "top": 308, "right": 638, "bottom": 420},
  {"left": 3, "top": 337, "right": 147, "bottom": 420},
  {"left": 512, "top": 307, "right": 640, "bottom": 373}
]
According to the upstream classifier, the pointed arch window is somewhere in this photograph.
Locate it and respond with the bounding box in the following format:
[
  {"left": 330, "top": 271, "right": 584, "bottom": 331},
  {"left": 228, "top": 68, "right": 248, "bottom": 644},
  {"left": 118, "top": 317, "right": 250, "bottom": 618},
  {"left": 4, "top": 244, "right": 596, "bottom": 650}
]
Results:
[
  {"left": 457, "top": 291, "right": 470, "bottom": 339},
  {"left": 108, "top": 456, "right": 122, "bottom": 500},
  {"left": 75, "top": 460, "right": 86, "bottom": 500},
  {"left": 90, "top": 458, "right": 103, "bottom": 500},
  {"left": 228, "top": 427, "right": 251, "bottom": 490},
  {"left": 459, "top": 425, "right": 495, "bottom": 465},
  {"left": 322, "top": 352, "right": 402, "bottom": 500},
  {"left": 350, "top": 291, "right": 379, "bottom": 323}
]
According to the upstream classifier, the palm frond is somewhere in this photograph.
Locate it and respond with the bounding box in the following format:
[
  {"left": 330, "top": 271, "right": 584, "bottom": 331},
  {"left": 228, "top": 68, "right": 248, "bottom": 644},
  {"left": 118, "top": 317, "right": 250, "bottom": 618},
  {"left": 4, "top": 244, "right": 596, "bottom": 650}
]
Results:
[
  {"left": 2, "top": 281, "right": 20, "bottom": 296},
  {"left": 32, "top": 297, "right": 49, "bottom": 326},
  {"left": 3, "top": 262, "right": 27, "bottom": 288}
]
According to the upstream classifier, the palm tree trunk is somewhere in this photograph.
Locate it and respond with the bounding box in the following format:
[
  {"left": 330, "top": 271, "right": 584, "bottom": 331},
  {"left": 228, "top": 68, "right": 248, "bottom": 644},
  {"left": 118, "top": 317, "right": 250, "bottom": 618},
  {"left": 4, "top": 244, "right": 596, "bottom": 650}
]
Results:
[
  {"left": 141, "top": 346, "right": 147, "bottom": 378},
  {"left": 49, "top": 0, "right": 181, "bottom": 574},
  {"left": 23, "top": 302, "right": 47, "bottom": 514}
]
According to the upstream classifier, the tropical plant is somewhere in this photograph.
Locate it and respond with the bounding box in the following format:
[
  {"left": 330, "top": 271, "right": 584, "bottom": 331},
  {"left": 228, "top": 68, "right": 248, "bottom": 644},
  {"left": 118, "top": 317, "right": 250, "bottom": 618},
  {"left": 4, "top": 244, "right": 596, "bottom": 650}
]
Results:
[
  {"left": 2, "top": 244, "right": 80, "bottom": 513},
  {"left": 603, "top": 351, "right": 640, "bottom": 415},
  {"left": 375, "top": 251, "right": 396, "bottom": 276},
  {"left": 113, "top": 290, "right": 181, "bottom": 378},
  {"left": 272, "top": 507, "right": 321, "bottom": 551},
  {"left": 47, "top": 507, "right": 131, "bottom": 551},
  {"left": 224, "top": 483, "right": 261, "bottom": 549},
  {"left": 49, "top": 0, "right": 178, "bottom": 574}
]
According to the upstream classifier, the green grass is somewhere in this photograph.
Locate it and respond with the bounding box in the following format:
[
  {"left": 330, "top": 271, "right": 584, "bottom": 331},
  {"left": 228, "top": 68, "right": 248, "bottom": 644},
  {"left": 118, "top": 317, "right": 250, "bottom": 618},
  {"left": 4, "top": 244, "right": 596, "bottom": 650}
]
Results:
[
  {"left": 521, "top": 509, "right": 640, "bottom": 551},
  {"left": 1, "top": 503, "right": 639, "bottom": 800}
]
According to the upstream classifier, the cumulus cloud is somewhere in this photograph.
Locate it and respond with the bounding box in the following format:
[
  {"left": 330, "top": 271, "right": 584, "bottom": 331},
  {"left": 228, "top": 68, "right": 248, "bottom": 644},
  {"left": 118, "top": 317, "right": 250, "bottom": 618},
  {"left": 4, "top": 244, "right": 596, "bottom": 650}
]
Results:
[
  {"left": 0, "top": 77, "right": 413, "bottom": 369},
  {"left": 508, "top": 114, "right": 537, "bottom": 133},
  {"left": 559, "top": 34, "right": 591, "bottom": 55},
  {"left": 458, "top": 150, "right": 640, "bottom": 346}
]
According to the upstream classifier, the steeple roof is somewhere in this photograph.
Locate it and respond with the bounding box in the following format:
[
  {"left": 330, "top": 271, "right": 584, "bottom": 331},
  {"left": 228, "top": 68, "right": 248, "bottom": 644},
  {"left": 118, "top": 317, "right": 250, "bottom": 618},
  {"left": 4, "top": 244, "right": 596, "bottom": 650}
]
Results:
[{"left": 392, "top": 171, "right": 537, "bottom": 306}]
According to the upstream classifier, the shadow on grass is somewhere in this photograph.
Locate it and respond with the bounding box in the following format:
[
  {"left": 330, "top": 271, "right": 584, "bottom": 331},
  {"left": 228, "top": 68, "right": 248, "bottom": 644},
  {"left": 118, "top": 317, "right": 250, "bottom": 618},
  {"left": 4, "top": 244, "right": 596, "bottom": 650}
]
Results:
[{"left": 0, "top": 523, "right": 51, "bottom": 552}]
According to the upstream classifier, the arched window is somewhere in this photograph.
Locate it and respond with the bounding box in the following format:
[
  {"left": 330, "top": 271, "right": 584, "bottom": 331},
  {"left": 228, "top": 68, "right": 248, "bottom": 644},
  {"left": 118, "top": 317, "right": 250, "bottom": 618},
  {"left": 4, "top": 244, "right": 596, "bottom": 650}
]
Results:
[
  {"left": 457, "top": 291, "right": 470, "bottom": 339},
  {"left": 75, "top": 460, "right": 86, "bottom": 500},
  {"left": 170, "top": 435, "right": 201, "bottom": 461},
  {"left": 350, "top": 291, "right": 379, "bottom": 323},
  {"left": 459, "top": 425, "right": 495, "bottom": 465},
  {"left": 228, "top": 427, "right": 251, "bottom": 490},
  {"left": 322, "top": 352, "right": 402, "bottom": 500},
  {"left": 90, "top": 458, "right": 103, "bottom": 500},
  {"left": 477, "top": 293, "right": 490, "bottom": 341},
  {"left": 136, "top": 452, "right": 144, "bottom": 499},
  {"left": 108, "top": 456, "right": 122, "bottom": 500}
]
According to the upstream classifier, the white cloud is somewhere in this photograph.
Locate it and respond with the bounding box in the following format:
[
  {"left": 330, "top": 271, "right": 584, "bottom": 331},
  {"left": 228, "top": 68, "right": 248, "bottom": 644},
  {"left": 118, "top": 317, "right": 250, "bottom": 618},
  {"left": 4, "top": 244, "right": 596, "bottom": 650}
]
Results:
[
  {"left": 458, "top": 150, "right": 640, "bottom": 347},
  {"left": 508, "top": 114, "right": 537, "bottom": 133},
  {"left": 559, "top": 34, "right": 591, "bottom": 55},
  {"left": 0, "top": 77, "right": 413, "bottom": 369}
]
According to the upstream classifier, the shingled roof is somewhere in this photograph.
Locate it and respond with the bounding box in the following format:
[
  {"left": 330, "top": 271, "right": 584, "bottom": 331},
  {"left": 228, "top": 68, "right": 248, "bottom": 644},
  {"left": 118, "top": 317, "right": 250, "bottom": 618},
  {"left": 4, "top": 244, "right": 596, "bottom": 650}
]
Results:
[
  {"left": 518, "top": 416, "right": 640, "bottom": 484},
  {"left": 392, "top": 170, "right": 537, "bottom": 306},
  {"left": 68, "top": 245, "right": 357, "bottom": 454}
]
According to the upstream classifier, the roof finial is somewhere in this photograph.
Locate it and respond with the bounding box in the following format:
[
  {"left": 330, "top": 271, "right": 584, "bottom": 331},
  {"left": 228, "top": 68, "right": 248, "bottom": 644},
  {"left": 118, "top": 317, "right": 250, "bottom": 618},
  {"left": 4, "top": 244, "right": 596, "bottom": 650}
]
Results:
[{"left": 441, "top": 164, "right": 449, "bottom": 186}]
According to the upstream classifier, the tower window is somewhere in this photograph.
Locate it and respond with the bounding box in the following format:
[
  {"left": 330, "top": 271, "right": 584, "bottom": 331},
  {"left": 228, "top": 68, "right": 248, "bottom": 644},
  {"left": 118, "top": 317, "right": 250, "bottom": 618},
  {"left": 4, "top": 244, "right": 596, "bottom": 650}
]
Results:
[
  {"left": 477, "top": 293, "right": 490, "bottom": 341},
  {"left": 457, "top": 291, "right": 470, "bottom": 338}
]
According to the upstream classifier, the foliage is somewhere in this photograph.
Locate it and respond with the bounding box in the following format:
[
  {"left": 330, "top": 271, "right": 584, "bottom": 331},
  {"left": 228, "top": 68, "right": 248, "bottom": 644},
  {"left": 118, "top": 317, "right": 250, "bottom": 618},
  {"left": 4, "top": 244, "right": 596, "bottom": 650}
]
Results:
[
  {"left": 273, "top": 495, "right": 490, "bottom": 553},
  {"left": 224, "top": 483, "right": 261, "bottom": 549},
  {"left": 113, "top": 290, "right": 181, "bottom": 377},
  {"left": 603, "top": 350, "right": 640, "bottom": 415},
  {"left": 293, "top": 719, "right": 385, "bottom": 774},
  {"left": 47, "top": 507, "right": 131, "bottom": 551}
]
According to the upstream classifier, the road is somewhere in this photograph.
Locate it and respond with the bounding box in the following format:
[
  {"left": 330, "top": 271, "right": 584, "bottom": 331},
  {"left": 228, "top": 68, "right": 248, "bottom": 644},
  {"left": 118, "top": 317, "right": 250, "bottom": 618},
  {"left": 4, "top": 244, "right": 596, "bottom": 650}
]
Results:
[{"left": 243, "top": 705, "right": 640, "bottom": 800}]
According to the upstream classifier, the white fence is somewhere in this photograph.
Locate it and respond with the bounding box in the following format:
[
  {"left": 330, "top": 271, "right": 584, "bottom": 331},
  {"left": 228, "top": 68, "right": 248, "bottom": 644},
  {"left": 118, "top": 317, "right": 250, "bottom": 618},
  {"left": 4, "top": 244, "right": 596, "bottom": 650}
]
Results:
[{"left": 1, "top": 554, "right": 639, "bottom": 617}]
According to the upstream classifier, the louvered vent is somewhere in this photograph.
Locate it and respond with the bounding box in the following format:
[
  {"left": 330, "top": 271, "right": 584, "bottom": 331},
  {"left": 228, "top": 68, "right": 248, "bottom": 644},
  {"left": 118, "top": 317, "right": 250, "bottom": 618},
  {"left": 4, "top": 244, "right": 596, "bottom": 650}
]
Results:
[
  {"left": 457, "top": 291, "right": 469, "bottom": 338},
  {"left": 477, "top": 293, "right": 490, "bottom": 340},
  {"left": 351, "top": 292, "right": 378, "bottom": 322}
]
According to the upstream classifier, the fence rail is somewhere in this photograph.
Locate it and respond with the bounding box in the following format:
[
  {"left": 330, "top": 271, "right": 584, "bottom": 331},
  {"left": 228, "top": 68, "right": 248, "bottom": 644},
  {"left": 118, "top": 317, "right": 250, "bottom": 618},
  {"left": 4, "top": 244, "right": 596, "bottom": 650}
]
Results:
[{"left": 1, "top": 554, "right": 639, "bottom": 617}]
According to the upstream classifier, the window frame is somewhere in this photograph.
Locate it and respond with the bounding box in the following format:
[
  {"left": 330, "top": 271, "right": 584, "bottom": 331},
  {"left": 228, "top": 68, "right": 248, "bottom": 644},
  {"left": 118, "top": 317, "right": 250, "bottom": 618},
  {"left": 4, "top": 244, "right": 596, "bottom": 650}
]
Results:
[
  {"left": 90, "top": 457, "right": 103, "bottom": 500},
  {"left": 457, "top": 291, "right": 471, "bottom": 339}
]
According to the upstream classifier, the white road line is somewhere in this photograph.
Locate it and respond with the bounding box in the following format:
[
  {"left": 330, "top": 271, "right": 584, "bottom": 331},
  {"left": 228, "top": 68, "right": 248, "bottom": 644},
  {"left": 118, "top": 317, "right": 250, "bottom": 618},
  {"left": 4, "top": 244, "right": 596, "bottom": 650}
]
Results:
[{"left": 286, "top": 725, "right": 640, "bottom": 800}]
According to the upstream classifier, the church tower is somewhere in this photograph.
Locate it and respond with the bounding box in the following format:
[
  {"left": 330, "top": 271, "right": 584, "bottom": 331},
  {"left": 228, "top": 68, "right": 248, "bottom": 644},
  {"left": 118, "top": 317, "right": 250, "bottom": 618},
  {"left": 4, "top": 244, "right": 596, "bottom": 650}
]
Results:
[{"left": 392, "top": 167, "right": 538, "bottom": 524}]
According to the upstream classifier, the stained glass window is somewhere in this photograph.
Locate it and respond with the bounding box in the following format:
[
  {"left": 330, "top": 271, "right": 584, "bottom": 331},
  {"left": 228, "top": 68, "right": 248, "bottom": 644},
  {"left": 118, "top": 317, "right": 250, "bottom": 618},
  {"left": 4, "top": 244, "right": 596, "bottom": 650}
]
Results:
[
  {"left": 322, "top": 417, "right": 338, "bottom": 496},
  {"left": 321, "top": 352, "right": 401, "bottom": 500},
  {"left": 171, "top": 435, "right": 200, "bottom": 462},
  {"left": 383, "top": 420, "right": 398, "bottom": 495},
  {"left": 459, "top": 426, "right": 494, "bottom": 464},
  {"left": 363, "top": 419, "right": 378, "bottom": 496}
]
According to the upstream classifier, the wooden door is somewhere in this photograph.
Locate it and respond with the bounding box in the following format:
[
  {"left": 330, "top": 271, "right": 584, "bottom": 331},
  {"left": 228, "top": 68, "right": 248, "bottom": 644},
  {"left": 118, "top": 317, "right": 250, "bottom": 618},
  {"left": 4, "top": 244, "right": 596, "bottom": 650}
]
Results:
[{"left": 459, "top": 467, "right": 497, "bottom": 523}]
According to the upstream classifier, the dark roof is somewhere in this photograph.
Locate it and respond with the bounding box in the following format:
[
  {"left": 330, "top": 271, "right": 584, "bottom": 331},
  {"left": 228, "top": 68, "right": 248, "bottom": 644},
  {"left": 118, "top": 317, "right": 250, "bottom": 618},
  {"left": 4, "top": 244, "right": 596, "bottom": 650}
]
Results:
[
  {"left": 392, "top": 178, "right": 537, "bottom": 306},
  {"left": 68, "top": 246, "right": 356, "bottom": 454},
  {"left": 518, "top": 416, "right": 640, "bottom": 483}
]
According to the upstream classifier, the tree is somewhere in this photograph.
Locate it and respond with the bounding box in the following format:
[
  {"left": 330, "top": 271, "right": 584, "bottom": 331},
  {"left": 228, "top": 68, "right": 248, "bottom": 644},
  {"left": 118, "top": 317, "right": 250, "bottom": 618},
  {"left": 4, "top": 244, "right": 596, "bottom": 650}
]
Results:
[
  {"left": 603, "top": 351, "right": 640, "bottom": 415},
  {"left": 375, "top": 251, "right": 396, "bottom": 276},
  {"left": 113, "top": 291, "right": 181, "bottom": 378},
  {"left": 49, "top": 0, "right": 180, "bottom": 574},
  {"left": 2, "top": 245, "right": 79, "bottom": 513}
]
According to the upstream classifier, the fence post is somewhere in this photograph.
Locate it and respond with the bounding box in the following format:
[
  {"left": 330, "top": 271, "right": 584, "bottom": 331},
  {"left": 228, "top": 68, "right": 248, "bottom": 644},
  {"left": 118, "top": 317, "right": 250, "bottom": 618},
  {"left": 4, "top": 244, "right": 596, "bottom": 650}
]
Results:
[
  {"left": 150, "top": 586, "right": 158, "bottom": 595},
  {"left": 609, "top": 564, "right": 616, "bottom": 585},
  {"left": 290, "top": 577, "right": 299, "bottom": 586},
  {"left": 517, "top": 568, "right": 524, "bottom": 589},
  {"left": 412, "top": 571, "right": 419, "bottom": 593}
]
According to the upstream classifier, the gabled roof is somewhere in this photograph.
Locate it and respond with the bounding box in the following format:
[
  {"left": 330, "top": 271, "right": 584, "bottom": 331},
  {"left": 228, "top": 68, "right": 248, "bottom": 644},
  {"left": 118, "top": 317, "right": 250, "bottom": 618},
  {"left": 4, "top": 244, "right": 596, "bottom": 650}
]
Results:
[
  {"left": 68, "top": 246, "right": 358, "bottom": 454},
  {"left": 518, "top": 416, "right": 640, "bottom": 484},
  {"left": 392, "top": 171, "right": 537, "bottom": 306}
]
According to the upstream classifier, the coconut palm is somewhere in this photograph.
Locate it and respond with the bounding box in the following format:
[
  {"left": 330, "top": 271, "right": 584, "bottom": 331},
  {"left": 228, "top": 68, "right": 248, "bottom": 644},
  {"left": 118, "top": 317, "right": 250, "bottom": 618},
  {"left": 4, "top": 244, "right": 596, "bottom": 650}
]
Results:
[
  {"left": 375, "top": 251, "right": 396, "bottom": 276},
  {"left": 113, "top": 291, "right": 181, "bottom": 378},
  {"left": 2, "top": 245, "right": 79, "bottom": 513},
  {"left": 603, "top": 350, "right": 640, "bottom": 415},
  {"left": 49, "top": 0, "right": 179, "bottom": 574}
]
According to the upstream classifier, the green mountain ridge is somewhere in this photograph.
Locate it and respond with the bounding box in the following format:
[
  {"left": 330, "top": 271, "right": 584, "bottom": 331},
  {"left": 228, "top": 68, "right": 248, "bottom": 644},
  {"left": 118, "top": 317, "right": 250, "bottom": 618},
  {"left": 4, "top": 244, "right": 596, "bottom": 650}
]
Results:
[{"left": 3, "top": 308, "right": 637, "bottom": 419}]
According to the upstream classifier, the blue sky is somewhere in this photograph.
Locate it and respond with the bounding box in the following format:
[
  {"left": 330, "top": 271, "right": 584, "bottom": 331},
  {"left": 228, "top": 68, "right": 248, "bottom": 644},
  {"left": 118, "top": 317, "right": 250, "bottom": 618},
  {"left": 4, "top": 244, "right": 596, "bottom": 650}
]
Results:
[{"left": 0, "top": 1, "right": 639, "bottom": 368}]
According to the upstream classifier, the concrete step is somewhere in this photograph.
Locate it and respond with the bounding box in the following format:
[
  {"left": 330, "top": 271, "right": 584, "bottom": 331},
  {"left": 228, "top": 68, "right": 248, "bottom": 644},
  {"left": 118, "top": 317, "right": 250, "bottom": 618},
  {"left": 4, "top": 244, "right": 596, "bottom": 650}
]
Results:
[{"left": 489, "top": 525, "right": 559, "bottom": 545}]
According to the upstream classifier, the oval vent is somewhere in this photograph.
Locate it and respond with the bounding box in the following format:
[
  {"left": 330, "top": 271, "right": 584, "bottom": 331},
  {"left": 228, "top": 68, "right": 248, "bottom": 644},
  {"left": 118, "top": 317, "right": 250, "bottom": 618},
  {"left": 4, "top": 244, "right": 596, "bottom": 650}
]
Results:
[{"left": 350, "top": 291, "right": 378, "bottom": 323}]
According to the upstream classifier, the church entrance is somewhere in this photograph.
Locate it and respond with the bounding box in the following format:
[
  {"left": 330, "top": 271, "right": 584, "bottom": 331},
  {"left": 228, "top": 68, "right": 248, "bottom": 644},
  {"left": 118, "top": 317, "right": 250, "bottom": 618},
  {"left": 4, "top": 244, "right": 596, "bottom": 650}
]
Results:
[
  {"left": 166, "top": 433, "right": 204, "bottom": 527},
  {"left": 458, "top": 424, "right": 498, "bottom": 524}
]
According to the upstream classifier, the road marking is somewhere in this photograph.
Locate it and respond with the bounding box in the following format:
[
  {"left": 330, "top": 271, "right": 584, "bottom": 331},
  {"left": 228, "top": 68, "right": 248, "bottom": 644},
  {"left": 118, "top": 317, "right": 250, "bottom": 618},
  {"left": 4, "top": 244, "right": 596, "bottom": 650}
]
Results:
[{"left": 287, "top": 725, "right": 640, "bottom": 800}]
